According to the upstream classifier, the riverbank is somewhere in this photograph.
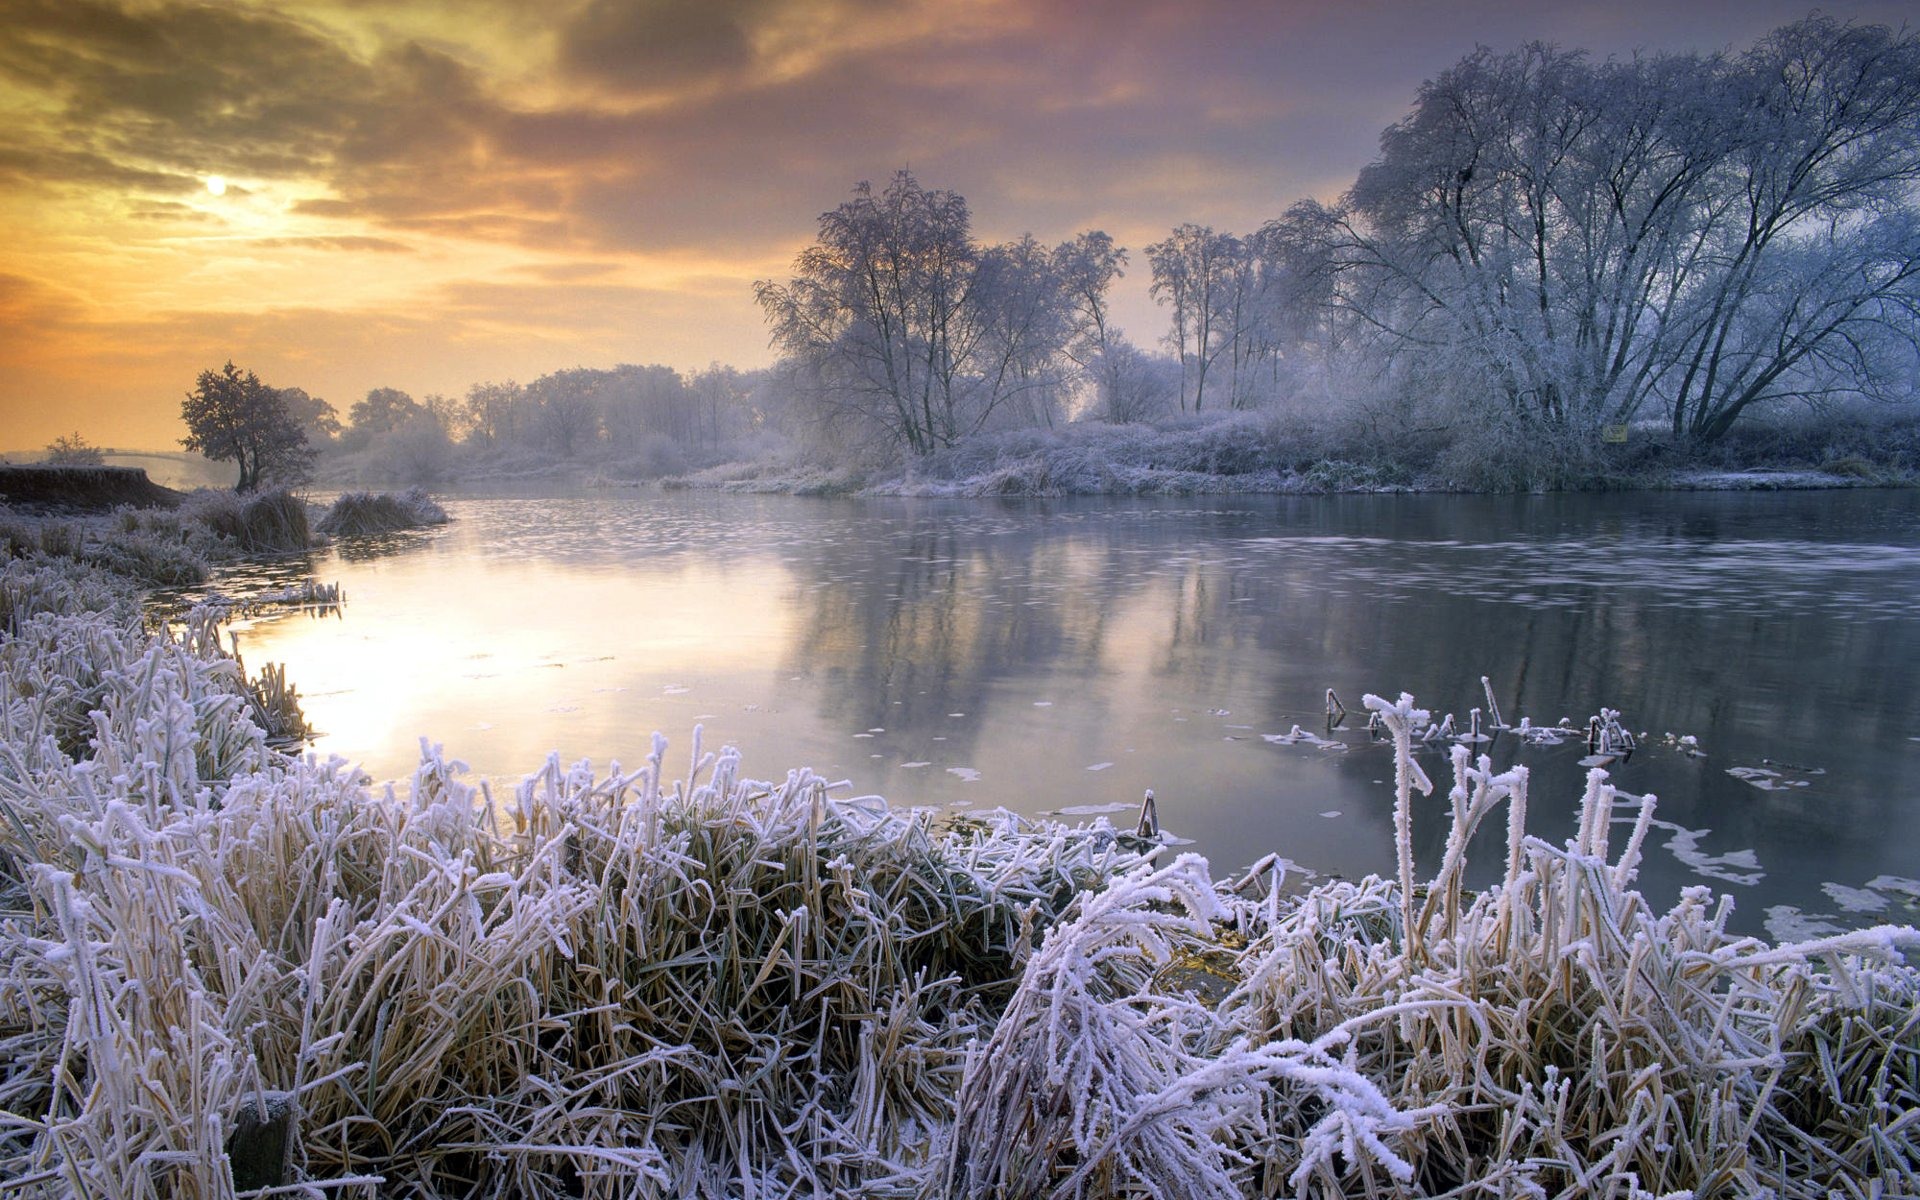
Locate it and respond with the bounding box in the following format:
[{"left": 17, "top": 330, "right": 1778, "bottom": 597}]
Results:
[
  {"left": 183, "top": 403, "right": 1919, "bottom": 498},
  {"left": 660, "top": 412, "right": 1920, "bottom": 498},
  {"left": 667, "top": 455, "right": 1901, "bottom": 498},
  {"left": 3, "top": 531, "right": 1916, "bottom": 1193},
  {"left": 0, "top": 483, "right": 448, "bottom": 588},
  {"left": 0, "top": 464, "right": 186, "bottom": 511}
]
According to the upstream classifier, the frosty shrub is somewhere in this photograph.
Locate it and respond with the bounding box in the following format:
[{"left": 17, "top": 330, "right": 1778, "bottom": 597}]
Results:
[{"left": 1431, "top": 415, "right": 1618, "bottom": 492}]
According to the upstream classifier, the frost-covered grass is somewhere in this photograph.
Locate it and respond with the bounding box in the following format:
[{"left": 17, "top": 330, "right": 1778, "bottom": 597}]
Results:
[
  {"left": 0, "top": 487, "right": 342, "bottom": 589},
  {"left": 936, "top": 698, "right": 1920, "bottom": 1197},
  {"left": 684, "top": 414, "right": 1421, "bottom": 498},
  {"left": 2, "top": 555, "right": 1916, "bottom": 1197},
  {"left": 314, "top": 488, "right": 450, "bottom": 537},
  {"left": 0, "top": 508, "right": 209, "bottom": 588}
]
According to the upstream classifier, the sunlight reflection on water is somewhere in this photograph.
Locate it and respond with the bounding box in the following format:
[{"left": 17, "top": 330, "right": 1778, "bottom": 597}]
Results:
[{"left": 219, "top": 487, "right": 1920, "bottom": 936}]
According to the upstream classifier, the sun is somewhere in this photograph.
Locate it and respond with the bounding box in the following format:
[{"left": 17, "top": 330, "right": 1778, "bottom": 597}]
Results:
[{"left": 205, "top": 175, "right": 227, "bottom": 196}]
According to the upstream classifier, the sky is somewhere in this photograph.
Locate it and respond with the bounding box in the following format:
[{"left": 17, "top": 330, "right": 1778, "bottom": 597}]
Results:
[{"left": 2, "top": 0, "right": 1914, "bottom": 451}]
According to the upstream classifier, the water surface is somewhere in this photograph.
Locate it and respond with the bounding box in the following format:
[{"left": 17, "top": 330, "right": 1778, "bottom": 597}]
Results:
[{"left": 214, "top": 488, "right": 1920, "bottom": 938}]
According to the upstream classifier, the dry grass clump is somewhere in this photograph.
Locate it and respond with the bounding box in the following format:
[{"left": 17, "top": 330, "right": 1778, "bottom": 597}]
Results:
[
  {"left": 0, "top": 488, "right": 322, "bottom": 587},
  {"left": 940, "top": 854, "right": 1431, "bottom": 1199},
  {"left": 315, "top": 488, "right": 449, "bottom": 537},
  {"left": 191, "top": 489, "right": 317, "bottom": 555}
]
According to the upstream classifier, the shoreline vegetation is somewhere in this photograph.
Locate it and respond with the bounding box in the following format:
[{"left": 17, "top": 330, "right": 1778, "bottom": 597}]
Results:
[
  {"left": 1, "top": 487, "right": 1916, "bottom": 1196},
  {"left": 656, "top": 409, "right": 1920, "bottom": 498},
  {"left": 0, "top": 469, "right": 448, "bottom": 589},
  {"left": 30, "top": 401, "right": 1906, "bottom": 501}
]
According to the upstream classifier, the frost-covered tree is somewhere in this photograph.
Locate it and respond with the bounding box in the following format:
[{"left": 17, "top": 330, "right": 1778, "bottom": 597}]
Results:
[
  {"left": 1285, "top": 16, "right": 1920, "bottom": 442},
  {"left": 1087, "top": 337, "right": 1179, "bottom": 425},
  {"left": 180, "top": 361, "right": 315, "bottom": 491},
  {"left": 689, "top": 363, "right": 753, "bottom": 449},
  {"left": 757, "top": 171, "right": 980, "bottom": 456},
  {"left": 1147, "top": 225, "right": 1233, "bottom": 413},
  {"left": 974, "top": 233, "right": 1078, "bottom": 429},
  {"left": 757, "top": 170, "right": 1118, "bottom": 457},
  {"left": 596, "top": 364, "right": 697, "bottom": 451},
  {"left": 1148, "top": 225, "right": 1298, "bottom": 413},
  {"left": 1055, "top": 231, "right": 1130, "bottom": 419}
]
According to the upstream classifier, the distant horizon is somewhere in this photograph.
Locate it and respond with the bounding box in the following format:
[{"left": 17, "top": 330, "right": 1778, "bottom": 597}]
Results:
[{"left": 5, "top": 0, "right": 1914, "bottom": 449}]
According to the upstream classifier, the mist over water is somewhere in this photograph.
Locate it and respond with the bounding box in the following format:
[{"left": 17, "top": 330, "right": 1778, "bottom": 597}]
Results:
[{"left": 219, "top": 487, "right": 1920, "bottom": 936}]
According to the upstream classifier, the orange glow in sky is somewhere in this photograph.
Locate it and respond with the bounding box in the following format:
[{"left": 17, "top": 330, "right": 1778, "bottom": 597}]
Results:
[{"left": 2, "top": 0, "right": 1909, "bottom": 451}]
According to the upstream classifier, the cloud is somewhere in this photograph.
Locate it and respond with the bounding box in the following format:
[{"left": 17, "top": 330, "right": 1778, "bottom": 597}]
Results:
[
  {"left": 0, "top": 0, "right": 369, "bottom": 183},
  {"left": 1, "top": 0, "right": 1838, "bottom": 271},
  {"left": 0, "top": 142, "right": 196, "bottom": 194},
  {"left": 558, "top": 0, "right": 756, "bottom": 91},
  {"left": 510, "top": 260, "right": 625, "bottom": 282},
  {"left": 0, "top": 272, "right": 85, "bottom": 339},
  {"left": 245, "top": 235, "right": 416, "bottom": 253}
]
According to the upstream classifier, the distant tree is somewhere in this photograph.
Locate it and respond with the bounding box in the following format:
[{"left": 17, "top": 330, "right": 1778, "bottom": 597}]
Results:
[
  {"left": 689, "top": 362, "right": 752, "bottom": 448},
  {"left": 345, "top": 387, "right": 424, "bottom": 447},
  {"left": 525, "top": 370, "right": 603, "bottom": 457},
  {"left": 376, "top": 413, "right": 455, "bottom": 483},
  {"left": 276, "top": 387, "right": 341, "bottom": 451},
  {"left": 44, "top": 432, "right": 106, "bottom": 466},
  {"left": 594, "top": 364, "right": 696, "bottom": 452},
  {"left": 1147, "top": 225, "right": 1238, "bottom": 413},
  {"left": 180, "top": 361, "right": 315, "bottom": 491},
  {"left": 1054, "top": 231, "right": 1129, "bottom": 418},
  {"left": 422, "top": 393, "right": 469, "bottom": 443},
  {"left": 462, "top": 380, "right": 527, "bottom": 446}
]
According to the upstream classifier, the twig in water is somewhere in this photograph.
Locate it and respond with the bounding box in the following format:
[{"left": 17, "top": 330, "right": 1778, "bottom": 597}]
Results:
[{"left": 1135, "top": 788, "right": 1159, "bottom": 839}]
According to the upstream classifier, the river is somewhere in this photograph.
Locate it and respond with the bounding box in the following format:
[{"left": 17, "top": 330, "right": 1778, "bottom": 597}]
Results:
[{"left": 211, "top": 486, "right": 1920, "bottom": 938}]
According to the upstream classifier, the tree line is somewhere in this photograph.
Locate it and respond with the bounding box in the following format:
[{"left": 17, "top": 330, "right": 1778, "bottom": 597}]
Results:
[
  {"left": 752, "top": 14, "right": 1919, "bottom": 459},
  {"left": 177, "top": 360, "right": 780, "bottom": 490},
  {"left": 179, "top": 15, "right": 1920, "bottom": 490}
]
